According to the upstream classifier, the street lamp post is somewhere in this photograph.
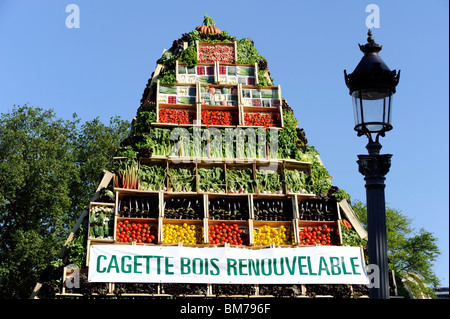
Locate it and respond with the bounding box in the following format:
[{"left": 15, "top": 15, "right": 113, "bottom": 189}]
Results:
[{"left": 344, "top": 30, "right": 400, "bottom": 299}]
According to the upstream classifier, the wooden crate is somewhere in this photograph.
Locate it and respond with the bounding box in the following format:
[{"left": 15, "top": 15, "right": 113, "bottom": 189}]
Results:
[
  {"left": 156, "top": 80, "right": 197, "bottom": 124},
  {"left": 241, "top": 85, "right": 283, "bottom": 128},
  {"left": 206, "top": 219, "right": 251, "bottom": 246},
  {"left": 162, "top": 193, "right": 204, "bottom": 219},
  {"left": 252, "top": 195, "right": 295, "bottom": 221},
  {"left": 88, "top": 202, "right": 115, "bottom": 243},
  {"left": 176, "top": 61, "right": 215, "bottom": 85},
  {"left": 116, "top": 190, "right": 162, "bottom": 219},
  {"left": 161, "top": 218, "right": 207, "bottom": 245},
  {"left": 255, "top": 161, "right": 284, "bottom": 195},
  {"left": 283, "top": 159, "right": 313, "bottom": 195},
  {"left": 197, "top": 41, "right": 237, "bottom": 64},
  {"left": 196, "top": 162, "right": 227, "bottom": 194},
  {"left": 296, "top": 197, "right": 340, "bottom": 221},
  {"left": 206, "top": 193, "right": 251, "bottom": 220},
  {"left": 251, "top": 220, "right": 297, "bottom": 246},
  {"left": 115, "top": 217, "right": 160, "bottom": 245},
  {"left": 224, "top": 161, "right": 256, "bottom": 194},
  {"left": 216, "top": 63, "right": 258, "bottom": 86},
  {"left": 297, "top": 220, "right": 343, "bottom": 246},
  {"left": 167, "top": 160, "right": 197, "bottom": 193}
]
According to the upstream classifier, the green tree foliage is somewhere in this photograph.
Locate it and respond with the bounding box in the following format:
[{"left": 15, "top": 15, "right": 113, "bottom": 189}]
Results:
[
  {"left": 352, "top": 200, "right": 441, "bottom": 298},
  {"left": 0, "top": 105, "right": 129, "bottom": 298}
]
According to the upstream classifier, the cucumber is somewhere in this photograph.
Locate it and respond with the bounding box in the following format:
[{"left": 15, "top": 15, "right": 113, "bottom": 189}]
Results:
[
  {"left": 261, "top": 90, "right": 273, "bottom": 99},
  {"left": 160, "top": 85, "right": 177, "bottom": 94},
  {"left": 251, "top": 90, "right": 261, "bottom": 98},
  {"left": 237, "top": 66, "right": 254, "bottom": 76},
  {"left": 178, "top": 65, "right": 186, "bottom": 74}
]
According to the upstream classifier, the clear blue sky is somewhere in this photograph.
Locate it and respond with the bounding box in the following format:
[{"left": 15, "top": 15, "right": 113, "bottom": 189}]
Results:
[{"left": 1, "top": 0, "right": 448, "bottom": 287}]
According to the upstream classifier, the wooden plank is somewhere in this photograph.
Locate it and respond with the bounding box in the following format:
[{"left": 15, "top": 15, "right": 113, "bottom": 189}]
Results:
[
  {"left": 248, "top": 218, "right": 254, "bottom": 245},
  {"left": 278, "top": 85, "right": 284, "bottom": 128},
  {"left": 196, "top": 40, "right": 199, "bottom": 62},
  {"left": 158, "top": 216, "right": 163, "bottom": 243},
  {"left": 58, "top": 170, "right": 114, "bottom": 259},
  {"left": 214, "top": 61, "right": 219, "bottom": 84},
  {"left": 338, "top": 199, "right": 368, "bottom": 240},
  {"left": 237, "top": 83, "right": 243, "bottom": 125},
  {"left": 29, "top": 283, "right": 42, "bottom": 299},
  {"left": 156, "top": 80, "right": 160, "bottom": 122},
  {"left": 85, "top": 239, "right": 91, "bottom": 266},
  {"left": 292, "top": 195, "right": 299, "bottom": 219}
]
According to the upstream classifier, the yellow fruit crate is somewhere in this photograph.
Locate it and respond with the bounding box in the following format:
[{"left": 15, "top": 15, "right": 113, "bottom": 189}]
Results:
[
  {"left": 161, "top": 219, "right": 206, "bottom": 245},
  {"left": 251, "top": 220, "right": 296, "bottom": 246}
]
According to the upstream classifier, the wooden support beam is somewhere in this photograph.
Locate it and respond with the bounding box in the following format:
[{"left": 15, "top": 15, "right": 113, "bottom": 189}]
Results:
[{"left": 58, "top": 170, "right": 114, "bottom": 259}]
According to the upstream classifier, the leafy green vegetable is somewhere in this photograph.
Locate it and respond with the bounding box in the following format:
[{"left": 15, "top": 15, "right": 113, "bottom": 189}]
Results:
[
  {"left": 256, "top": 169, "right": 283, "bottom": 194},
  {"left": 157, "top": 50, "right": 176, "bottom": 69},
  {"left": 149, "top": 127, "right": 173, "bottom": 156},
  {"left": 198, "top": 167, "right": 225, "bottom": 193},
  {"left": 341, "top": 224, "right": 367, "bottom": 247},
  {"left": 178, "top": 45, "right": 198, "bottom": 68},
  {"left": 138, "top": 165, "right": 167, "bottom": 191},
  {"left": 132, "top": 106, "right": 156, "bottom": 135},
  {"left": 284, "top": 168, "right": 312, "bottom": 193},
  {"left": 226, "top": 168, "right": 254, "bottom": 193},
  {"left": 115, "top": 145, "right": 137, "bottom": 158},
  {"left": 168, "top": 167, "right": 196, "bottom": 192},
  {"left": 158, "top": 69, "right": 177, "bottom": 85},
  {"left": 236, "top": 38, "right": 263, "bottom": 65}
]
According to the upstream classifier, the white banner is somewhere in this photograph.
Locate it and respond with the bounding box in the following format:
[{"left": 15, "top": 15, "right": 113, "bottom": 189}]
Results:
[{"left": 88, "top": 245, "right": 369, "bottom": 285}]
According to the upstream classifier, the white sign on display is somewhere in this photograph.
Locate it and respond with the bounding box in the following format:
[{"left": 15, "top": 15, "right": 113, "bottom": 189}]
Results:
[{"left": 88, "top": 245, "right": 369, "bottom": 285}]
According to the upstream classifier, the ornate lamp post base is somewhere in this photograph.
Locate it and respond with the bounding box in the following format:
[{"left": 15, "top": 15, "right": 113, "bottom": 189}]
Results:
[{"left": 357, "top": 149, "right": 392, "bottom": 299}]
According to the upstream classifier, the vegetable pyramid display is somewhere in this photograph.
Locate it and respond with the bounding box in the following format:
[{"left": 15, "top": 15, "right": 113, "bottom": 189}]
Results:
[
  {"left": 42, "top": 15, "right": 369, "bottom": 298},
  {"left": 109, "top": 14, "right": 354, "bottom": 247}
]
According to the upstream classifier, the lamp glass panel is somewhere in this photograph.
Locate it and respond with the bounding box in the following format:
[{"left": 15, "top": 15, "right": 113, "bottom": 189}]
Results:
[{"left": 352, "top": 89, "right": 392, "bottom": 133}]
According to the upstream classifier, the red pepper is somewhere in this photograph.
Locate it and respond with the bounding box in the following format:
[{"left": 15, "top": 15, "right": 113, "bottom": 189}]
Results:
[
  {"left": 177, "top": 110, "right": 189, "bottom": 125},
  {"left": 168, "top": 96, "right": 176, "bottom": 104},
  {"left": 159, "top": 109, "right": 168, "bottom": 123}
]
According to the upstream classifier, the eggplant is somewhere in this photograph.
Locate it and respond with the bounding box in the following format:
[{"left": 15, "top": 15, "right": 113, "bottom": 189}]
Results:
[
  {"left": 299, "top": 202, "right": 305, "bottom": 220},
  {"left": 215, "top": 199, "right": 221, "bottom": 210}
]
